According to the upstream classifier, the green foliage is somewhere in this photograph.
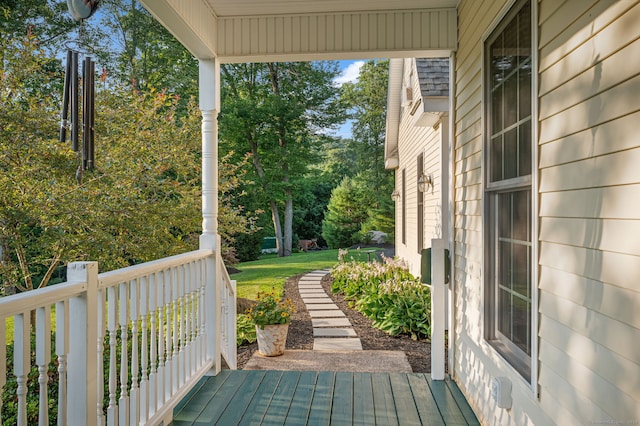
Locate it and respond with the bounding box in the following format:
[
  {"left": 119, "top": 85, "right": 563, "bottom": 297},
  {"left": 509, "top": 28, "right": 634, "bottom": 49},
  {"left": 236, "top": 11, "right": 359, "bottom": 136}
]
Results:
[
  {"left": 236, "top": 314, "right": 257, "bottom": 345},
  {"left": 321, "top": 176, "right": 369, "bottom": 248},
  {"left": 0, "top": 38, "right": 258, "bottom": 293},
  {"left": 246, "top": 291, "right": 295, "bottom": 329},
  {"left": 331, "top": 251, "right": 431, "bottom": 340}
]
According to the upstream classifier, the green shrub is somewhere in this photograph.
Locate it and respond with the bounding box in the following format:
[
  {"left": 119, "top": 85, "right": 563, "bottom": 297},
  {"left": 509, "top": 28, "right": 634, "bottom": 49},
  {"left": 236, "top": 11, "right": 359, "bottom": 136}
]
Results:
[
  {"left": 330, "top": 250, "right": 431, "bottom": 340},
  {"left": 236, "top": 314, "right": 256, "bottom": 346}
]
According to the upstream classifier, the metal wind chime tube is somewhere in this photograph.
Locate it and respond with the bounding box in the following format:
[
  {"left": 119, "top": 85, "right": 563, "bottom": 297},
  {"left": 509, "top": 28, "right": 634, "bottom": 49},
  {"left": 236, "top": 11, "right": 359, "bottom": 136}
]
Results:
[
  {"left": 71, "top": 51, "right": 79, "bottom": 152},
  {"left": 59, "top": 50, "right": 72, "bottom": 143},
  {"left": 82, "top": 56, "right": 96, "bottom": 170},
  {"left": 88, "top": 59, "right": 95, "bottom": 169}
]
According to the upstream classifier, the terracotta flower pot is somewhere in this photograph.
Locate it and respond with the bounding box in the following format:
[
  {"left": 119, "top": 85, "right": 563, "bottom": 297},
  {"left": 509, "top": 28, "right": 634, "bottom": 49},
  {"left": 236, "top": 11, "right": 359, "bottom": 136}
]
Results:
[{"left": 255, "top": 323, "right": 289, "bottom": 356}]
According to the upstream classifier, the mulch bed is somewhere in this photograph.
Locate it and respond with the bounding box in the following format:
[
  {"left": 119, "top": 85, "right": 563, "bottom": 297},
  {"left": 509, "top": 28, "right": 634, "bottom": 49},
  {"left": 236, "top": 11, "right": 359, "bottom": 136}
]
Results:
[{"left": 237, "top": 272, "right": 432, "bottom": 373}]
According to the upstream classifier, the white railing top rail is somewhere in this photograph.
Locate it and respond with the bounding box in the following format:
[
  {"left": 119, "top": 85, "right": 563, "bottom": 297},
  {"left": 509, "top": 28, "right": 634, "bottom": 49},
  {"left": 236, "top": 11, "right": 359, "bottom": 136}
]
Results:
[
  {"left": 98, "top": 248, "right": 213, "bottom": 288},
  {"left": 219, "top": 255, "right": 236, "bottom": 296},
  {"left": 0, "top": 280, "right": 86, "bottom": 319}
]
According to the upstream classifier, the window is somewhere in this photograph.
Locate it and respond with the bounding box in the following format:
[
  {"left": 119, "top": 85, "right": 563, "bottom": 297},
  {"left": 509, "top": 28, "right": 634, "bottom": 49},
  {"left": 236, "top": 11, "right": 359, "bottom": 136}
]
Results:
[
  {"left": 417, "top": 154, "right": 424, "bottom": 252},
  {"left": 402, "top": 169, "right": 406, "bottom": 245},
  {"left": 484, "top": 0, "right": 533, "bottom": 381}
]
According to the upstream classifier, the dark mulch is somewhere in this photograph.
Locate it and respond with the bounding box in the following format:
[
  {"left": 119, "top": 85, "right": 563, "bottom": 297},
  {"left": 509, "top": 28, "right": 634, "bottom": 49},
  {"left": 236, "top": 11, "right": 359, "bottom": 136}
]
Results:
[{"left": 237, "top": 272, "right": 432, "bottom": 373}]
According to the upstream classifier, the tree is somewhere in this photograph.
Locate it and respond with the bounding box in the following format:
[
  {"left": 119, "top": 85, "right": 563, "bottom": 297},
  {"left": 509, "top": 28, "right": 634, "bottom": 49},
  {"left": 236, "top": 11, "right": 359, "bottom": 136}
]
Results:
[
  {"left": 322, "top": 176, "right": 370, "bottom": 248},
  {"left": 220, "top": 62, "right": 345, "bottom": 257},
  {"left": 322, "top": 59, "right": 394, "bottom": 243}
]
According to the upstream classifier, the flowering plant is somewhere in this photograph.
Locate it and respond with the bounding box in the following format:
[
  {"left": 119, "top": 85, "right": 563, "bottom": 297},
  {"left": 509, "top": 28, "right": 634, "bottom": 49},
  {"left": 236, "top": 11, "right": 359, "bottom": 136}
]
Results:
[{"left": 247, "top": 291, "right": 295, "bottom": 329}]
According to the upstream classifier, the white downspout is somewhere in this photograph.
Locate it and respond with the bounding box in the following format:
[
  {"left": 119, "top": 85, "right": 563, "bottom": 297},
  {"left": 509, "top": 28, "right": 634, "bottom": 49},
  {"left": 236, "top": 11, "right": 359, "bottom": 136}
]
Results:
[{"left": 447, "top": 51, "right": 457, "bottom": 379}]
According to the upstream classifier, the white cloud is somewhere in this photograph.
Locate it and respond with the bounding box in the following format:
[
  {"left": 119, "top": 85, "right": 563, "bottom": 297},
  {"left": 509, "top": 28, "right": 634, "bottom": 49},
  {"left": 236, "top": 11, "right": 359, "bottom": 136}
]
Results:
[{"left": 333, "top": 61, "right": 365, "bottom": 86}]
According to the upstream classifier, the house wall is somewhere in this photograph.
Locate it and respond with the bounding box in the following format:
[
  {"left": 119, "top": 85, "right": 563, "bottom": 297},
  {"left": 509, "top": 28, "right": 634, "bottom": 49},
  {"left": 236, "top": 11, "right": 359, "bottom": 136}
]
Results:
[
  {"left": 394, "top": 58, "right": 443, "bottom": 278},
  {"left": 453, "top": 0, "right": 640, "bottom": 424}
]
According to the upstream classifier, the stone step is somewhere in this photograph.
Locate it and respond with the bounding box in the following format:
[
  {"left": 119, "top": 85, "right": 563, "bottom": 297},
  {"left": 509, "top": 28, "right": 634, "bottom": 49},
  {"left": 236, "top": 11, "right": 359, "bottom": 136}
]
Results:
[
  {"left": 312, "top": 318, "right": 352, "bottom": 327},
  {"left": 314, "top": 338, "right": 362, "bottom": 351},
  {"left": 298, "top": 284, "right": 323, "bottom": 289},
  {"left": 313, "top": 328, "right": 357, "bottom": 337},
  {"left": 301, "top": 297, "right": 334, "bottom": 304},
  {"left": 306, "top": 303, "right": 339, "bottom": 311},
  {"left": 308, "top": 310, "right": 346, "bottom": 318}
]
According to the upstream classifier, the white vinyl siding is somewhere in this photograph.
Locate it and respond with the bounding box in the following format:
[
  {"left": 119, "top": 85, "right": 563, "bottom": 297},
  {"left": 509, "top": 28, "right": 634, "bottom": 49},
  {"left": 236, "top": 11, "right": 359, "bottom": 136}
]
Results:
[
  {"left": 453, "top": 0, "right": 640, "bottom": 424},
  {"left": 395, "top": 59, "right": 443, "bottom": 277},
  {"left": 537, "top": 0, "right": 640, "bottom": 423}
]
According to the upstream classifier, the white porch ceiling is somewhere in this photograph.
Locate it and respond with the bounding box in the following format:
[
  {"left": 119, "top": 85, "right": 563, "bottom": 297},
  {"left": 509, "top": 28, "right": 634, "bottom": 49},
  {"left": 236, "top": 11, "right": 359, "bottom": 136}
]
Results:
[{"left": 139, "top": 0, "right": 458, "bottom": 62}]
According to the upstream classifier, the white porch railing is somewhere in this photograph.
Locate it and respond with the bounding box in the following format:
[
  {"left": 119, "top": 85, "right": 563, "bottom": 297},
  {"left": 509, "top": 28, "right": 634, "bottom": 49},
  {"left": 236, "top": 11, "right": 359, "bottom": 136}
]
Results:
[{"left": 0, "top": 248, "right": 236, "bottom": 426}]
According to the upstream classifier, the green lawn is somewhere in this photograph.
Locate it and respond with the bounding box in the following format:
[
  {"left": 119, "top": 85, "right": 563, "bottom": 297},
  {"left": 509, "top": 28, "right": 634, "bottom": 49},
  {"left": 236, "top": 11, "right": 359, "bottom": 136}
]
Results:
[{"left": 232, "top": 249, "right": 368, "bottom": 300}]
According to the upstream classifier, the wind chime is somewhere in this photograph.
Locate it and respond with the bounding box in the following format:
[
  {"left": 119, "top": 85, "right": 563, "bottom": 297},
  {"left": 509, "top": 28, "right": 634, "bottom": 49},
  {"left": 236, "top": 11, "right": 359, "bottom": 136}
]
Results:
[
  {"left": 59, "top": 0, "right": 100, "bottom": 183},
  {"left": 60, "top": 50, "right": 95, "bottom": 180}
]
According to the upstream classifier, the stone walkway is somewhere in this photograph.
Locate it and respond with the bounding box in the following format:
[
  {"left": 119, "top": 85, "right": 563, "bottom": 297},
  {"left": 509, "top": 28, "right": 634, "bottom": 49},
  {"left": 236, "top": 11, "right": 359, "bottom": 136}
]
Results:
[{"left": 299, "top": 270, "right": 363, "bottom": 351}]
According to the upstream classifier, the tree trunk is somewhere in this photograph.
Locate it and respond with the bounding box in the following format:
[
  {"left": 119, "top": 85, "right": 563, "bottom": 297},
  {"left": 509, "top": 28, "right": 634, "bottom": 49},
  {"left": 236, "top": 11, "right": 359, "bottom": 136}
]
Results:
[
  {"left": 269, "top": 200, "right": 284, "bottom": 257},
  {"left": 283, "top": 189, "right": 293, "bottom": 256}
]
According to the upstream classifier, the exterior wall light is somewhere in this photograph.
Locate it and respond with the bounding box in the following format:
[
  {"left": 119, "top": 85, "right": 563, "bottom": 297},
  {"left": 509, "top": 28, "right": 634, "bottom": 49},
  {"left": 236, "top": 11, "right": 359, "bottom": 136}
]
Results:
[
  {"left": 391, "top": 189, "right": 400, "bottom": 201},
  {"left": 418, "top": 173, "right": 434, "bottom": 193}
]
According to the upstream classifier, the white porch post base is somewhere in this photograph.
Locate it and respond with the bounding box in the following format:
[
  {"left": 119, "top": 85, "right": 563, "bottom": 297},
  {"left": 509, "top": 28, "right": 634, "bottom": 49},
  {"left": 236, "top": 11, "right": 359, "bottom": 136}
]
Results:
[{"left": 431, "top": 239, "right": 446, "bottom": 380}]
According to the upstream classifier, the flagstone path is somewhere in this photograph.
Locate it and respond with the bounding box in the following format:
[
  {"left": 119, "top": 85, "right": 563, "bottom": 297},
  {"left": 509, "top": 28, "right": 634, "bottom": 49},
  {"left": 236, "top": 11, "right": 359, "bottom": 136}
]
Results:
[{"left": 299, "top": 270, "right": 363, "bottom": 350}]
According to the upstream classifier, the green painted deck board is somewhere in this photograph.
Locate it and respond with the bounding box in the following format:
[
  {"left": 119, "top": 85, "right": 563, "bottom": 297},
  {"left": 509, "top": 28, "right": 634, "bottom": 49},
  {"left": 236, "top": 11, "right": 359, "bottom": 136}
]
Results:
[
  {"left": 406, "top": 373, "right": 446, "bottom": 425},
  {"left": 307, "top": 371, "right": 335, "bottom": 426},
  {"left": 262, "top": 371, "right": 301, "bottom": 424},
  {"left": 331, "top": 372, "right": 354, "bottom": 424},
  {"left": 172, "top": 370, "right": 232, "bottom": 422},
  {"left": 215, "top": 370, "right": 267, "bottom": 425},
  {"left": 237, "top": 371, "right": 285, "bottom": 424},
  {"left": 352, "top": 372, "right": 376, "bottom": 425},
  {"left": 389, "top": 373, "right": 422, "bottom": 425},
  {"left": 445, "top": 378, "right": 482, "bottom": 425},
  {"left": 171, "top": 370, "right": 478, "bottom": 425},
  {"left": 283, "top": 371, "right": 318, "bottom": 425},
  {"left": 428, "top": 375, "right": 470, "bottom": 425},
  {"left": 372, "top": 373, "right": 399, "bottom": 426}
]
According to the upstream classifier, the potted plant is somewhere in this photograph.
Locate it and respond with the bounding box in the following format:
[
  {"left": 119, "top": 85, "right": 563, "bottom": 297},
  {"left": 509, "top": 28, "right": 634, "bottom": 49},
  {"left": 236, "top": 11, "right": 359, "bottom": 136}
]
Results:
[{"left": 247, "top": 291, "right": 295, "bottom": 356}]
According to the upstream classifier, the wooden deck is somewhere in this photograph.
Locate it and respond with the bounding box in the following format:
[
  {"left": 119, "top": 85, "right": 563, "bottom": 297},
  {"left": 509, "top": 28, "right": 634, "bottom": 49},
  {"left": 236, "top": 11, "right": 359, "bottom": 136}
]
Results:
[{"left": 172, "top": 370, "right": 479, "bottom": 425}]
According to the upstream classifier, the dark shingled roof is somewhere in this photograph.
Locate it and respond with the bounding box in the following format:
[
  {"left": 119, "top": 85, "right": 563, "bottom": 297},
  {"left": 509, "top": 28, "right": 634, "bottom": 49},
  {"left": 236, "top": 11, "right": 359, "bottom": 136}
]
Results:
[{"left": 415, "top": 58, "right": 449, "bottom": 97}]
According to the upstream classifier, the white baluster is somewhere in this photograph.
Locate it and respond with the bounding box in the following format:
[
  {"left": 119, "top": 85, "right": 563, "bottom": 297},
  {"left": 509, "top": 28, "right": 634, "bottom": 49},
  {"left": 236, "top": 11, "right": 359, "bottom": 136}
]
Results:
[
  {"left": 1, "top": 317, "right": 7, "bottom": 424},
  {"left": 119, "top": 282, "right": 130, "bottom": 426},
  {"left": 178, "top": 265, "right": 186, "bottom": 387},
  {"left": 199, "top": 260, "right": 207, "bottom": 365},
  {"left": 55, "top": 301, "right": 69, "bottom": 426},
  {"left": 36, "top": 306, "right": 51, "bottom": 426},
  {"left": 14, "top": 311, "right": 30, "bottom": 426},
  {"left": 96, "top": 289, "right": 106, "bottom": 426},
  {"left": 139, "top": 276, "right": 149, "bottom": 424},
  {"left": 157, "top": 270, "right": 166, "bottom": 406},
  {"left": 129, "top": 279, "right": 140, "bottom": 426},
  {"left": 164, "top": 268, "right": 172, "bottom": 402},
  {"left": 172, "top": 267, "right": 179, "bottom": 394},
  {"left": 188, "top": 261, "right": 197, "bottom": 375},
  {"left": 107, "top": 286, "right": 118, "bottom": 425},
  {"left": 148, "top": 273, "right": 158, "bottom": 417}
]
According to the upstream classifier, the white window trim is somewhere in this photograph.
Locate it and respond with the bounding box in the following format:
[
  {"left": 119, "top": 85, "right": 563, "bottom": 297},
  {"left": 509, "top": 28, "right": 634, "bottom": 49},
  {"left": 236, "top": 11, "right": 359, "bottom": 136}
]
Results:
[{"left": 480, "top": 0, "right": 539, "bottom": 396}]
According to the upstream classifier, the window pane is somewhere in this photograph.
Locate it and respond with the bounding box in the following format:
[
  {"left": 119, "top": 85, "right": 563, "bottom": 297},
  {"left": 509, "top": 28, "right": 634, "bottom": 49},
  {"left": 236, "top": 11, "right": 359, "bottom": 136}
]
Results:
[
  {"left": 492, "top": 86, "right": 503, "bottom": 132},
  {"left": 499, "top": 241, "right": 511, "bottom": 288},
  {"left": 513, "top": 295, "right": 530, "bottom": 355},
  {"left": 498, "top": 289, "right": 511, "bottom": 337},
  {"left": 504, "top": 128, "right": 518, "bottom": 179},
  {"left": 491, "top": 135, "right": 503, "bottom": 182},
  {"left": 491, "top": 34, "right": 505, "bottom": 86},
  {"left": 519, "top": 64, "right": 531, "bottom": 120},
  {"left": 512, "top": 243, "right": 529, "bottom": 297},
  {"left": 518, "top": 2, "right": 531, "bottom": 66},
  {"left": 504, "top": 73, "right": 518, "bottom": 128},
  {"left": 512, "top": 190, "right": 530, "bottom": 241},
  {"left": 519, "top": 120, "right": 532, "bottom": 176},
  {"left": 498, "top": 193, "right": 511, "bottom": 238}
]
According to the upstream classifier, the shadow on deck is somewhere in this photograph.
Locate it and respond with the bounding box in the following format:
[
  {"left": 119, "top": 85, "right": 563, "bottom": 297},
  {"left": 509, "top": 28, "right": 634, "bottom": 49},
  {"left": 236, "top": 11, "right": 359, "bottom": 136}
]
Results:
[{"left": 172, "top": 370, "right": 479, "bottom": 425}]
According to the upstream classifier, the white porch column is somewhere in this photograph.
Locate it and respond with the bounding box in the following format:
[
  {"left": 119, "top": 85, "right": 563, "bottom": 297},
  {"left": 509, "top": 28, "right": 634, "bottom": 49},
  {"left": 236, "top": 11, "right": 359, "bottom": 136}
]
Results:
[
  {"left": 431, "top": 239, "right": 446, "bottom": 381},
  {"left": 199, "top": 58, "right": 220, "bottom": 248},
  {"left": 198, "top": 59, "right": 222, "bottom": 374}
]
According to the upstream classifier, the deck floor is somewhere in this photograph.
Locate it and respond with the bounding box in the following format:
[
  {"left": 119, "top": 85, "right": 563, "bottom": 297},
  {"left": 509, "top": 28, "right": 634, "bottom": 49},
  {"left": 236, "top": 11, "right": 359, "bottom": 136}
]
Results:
[{"left": 172, "top": 370, "right": 479, "bottom": 425}]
